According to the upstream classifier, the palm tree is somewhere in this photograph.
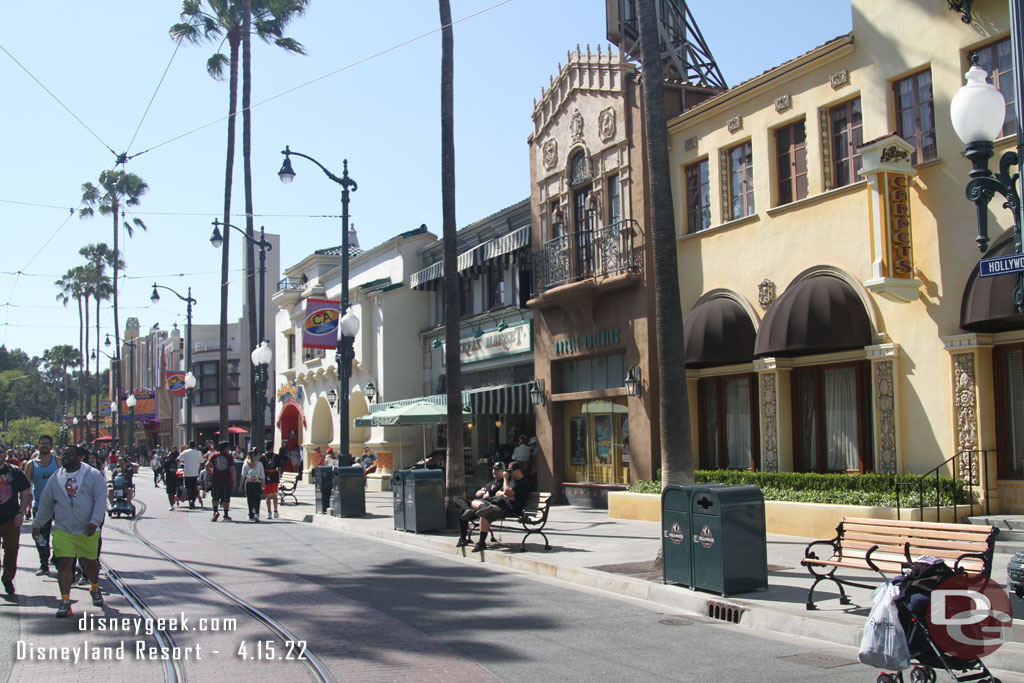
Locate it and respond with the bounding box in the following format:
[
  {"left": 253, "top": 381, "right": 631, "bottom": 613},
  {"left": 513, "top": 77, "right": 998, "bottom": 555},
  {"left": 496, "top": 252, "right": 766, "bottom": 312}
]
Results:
[
  {"left": 635, "top": 1, "right": 694, "bottom": 483},
  {"left": 55, "top": 268, "right": 87, "bottom": 417},
  {"left": 43, "top": 344, "right": 80, "bottom": 428},
  {"left": 80, "top": 243, "right": 119, "bottom": 428},
  {"left": 439, "top": 0, "right": 465, "bottom": 518},
  {"left": 79, "top": 169, "right": 148, "bottom": 357},
  {"left": 171, "top": 0, "right": 307, "bottom": 440}
]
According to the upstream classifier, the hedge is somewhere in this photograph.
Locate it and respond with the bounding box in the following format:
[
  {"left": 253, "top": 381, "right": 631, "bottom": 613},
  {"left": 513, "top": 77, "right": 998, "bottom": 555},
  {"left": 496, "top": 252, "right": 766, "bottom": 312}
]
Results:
[{"left": 626, "top": 469, "right": 970, "bottom": 507}]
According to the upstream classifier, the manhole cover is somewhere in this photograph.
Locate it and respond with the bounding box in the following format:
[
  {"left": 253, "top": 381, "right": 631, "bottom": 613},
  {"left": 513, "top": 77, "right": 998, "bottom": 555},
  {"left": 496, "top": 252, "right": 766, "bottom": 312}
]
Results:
[
  {"left": 778, "top": 652, "right": 856, "bottom": 669},
  {"left": 657, "top": 618, "right": 694, "bottom": 626}
]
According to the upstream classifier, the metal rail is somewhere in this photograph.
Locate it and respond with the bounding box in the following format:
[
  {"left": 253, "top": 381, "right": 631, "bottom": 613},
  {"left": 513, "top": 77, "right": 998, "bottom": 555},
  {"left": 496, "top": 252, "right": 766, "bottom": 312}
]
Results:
[
  {"left": 894, "top": 449, "right": 995, "bottom": 522},
  {"left": 107, "top": 500, "right": 334, "bottom": 683}
]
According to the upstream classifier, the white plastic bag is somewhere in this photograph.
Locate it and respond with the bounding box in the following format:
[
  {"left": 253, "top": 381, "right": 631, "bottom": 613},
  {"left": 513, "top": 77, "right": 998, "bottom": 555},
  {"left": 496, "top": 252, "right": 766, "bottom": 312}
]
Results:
[{"left": 858, "top": 579, "right": 911, "bottom": 671}]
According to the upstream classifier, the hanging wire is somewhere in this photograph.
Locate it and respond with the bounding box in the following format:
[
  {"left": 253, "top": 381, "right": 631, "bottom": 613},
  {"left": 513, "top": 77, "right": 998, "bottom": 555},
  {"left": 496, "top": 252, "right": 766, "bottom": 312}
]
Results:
[{"left": 124, "top": 15, "right": 193, "bottom": 155}]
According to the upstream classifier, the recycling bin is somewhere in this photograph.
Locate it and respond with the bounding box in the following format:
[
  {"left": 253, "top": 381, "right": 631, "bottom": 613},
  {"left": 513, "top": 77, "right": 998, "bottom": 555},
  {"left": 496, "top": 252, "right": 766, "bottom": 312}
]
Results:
[
  {"left": 403, "top": 469, "right": 445, "bottom": 533},
  {"left": 662, "top": 485, "right": 696, "bottom": 586},
  {"left": 315, "top": 466, "right": 334, "bottom": 514},
  {"left": 689, "top": 484, "right": 768, "bottom": 596},
  {"left": 392, "top": 470, "right": 407, "bottom": 530},
  {"left": 331, "top": 465, "right": 365, "bottom": 517}
]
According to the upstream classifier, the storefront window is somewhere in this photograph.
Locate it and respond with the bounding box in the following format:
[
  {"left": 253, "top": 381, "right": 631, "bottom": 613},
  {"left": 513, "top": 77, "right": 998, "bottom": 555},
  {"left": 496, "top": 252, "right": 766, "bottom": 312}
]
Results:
[
  {"left": 792, "top": 362, "right": 872, "bottom": 473},
  {"left": 565, "top": 398, "right": 629, "bottom": 484},
  {"left": 994, "top": 346, "right": 1024, "bottom": 479},
  {"left": 698, "top": 375, "right": 758, "bottom": 470},
  {"left": 557, "top": 353, "right": 625, "bottom": 393}
]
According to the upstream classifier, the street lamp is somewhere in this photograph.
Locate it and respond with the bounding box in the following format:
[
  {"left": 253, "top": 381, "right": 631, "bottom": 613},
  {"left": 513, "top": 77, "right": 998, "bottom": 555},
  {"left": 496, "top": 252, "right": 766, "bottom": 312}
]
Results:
[
  {"left": 951, "top": 9, "right": 1024, "bottom": 310},
  {"left": 151, "top": 284, "right": 197, "bottom": 443},
  {"left": 210, "top": 220, "right": 273, "bottom": 453},
  {"left": 279, "top": 145, "right": 358, "bottom": 460},
  {"left": 122, "top": 339, "right": 137, "bottom": 456},
  {"left": 251, "top": 340, "right": 273, "bottom": 452}
]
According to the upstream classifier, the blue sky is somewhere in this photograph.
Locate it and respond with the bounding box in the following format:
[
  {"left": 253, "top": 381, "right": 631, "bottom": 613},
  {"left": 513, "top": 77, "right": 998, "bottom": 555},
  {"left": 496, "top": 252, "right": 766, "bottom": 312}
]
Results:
[{"left": 0, "top": 0, "right": 851, "bottom": 362}]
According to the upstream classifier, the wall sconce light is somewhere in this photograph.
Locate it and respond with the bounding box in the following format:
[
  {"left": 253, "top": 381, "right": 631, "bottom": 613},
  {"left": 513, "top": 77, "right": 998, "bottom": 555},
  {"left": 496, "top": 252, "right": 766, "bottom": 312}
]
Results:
[
  {"left": 326, "top": 388, "right": 338, "bottom": 408},
  {"left": 365, "top": 380, "right": 377, "bottom": 403},
  {"left": 624, "top": 366, "right": 642, "bottom": 398},
  {"left": 432, "top": 339, "right": 442, "bottom": 349},
  {"left": 495, "top": 418, "right": 503, "bottom": 428},
  {"left": 529, "top": 378, "right": 546, "bottom": 407}
]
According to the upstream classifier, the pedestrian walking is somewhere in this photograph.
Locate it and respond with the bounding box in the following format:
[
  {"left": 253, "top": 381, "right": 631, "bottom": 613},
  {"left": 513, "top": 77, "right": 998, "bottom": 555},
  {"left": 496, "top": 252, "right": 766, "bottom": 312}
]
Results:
[
  {"left": 0, "top": 451, "right": 31, "bottom": 597},
  {"left": 151, "top": 451, "right": 162, "bottom": 486},
  {"left": 31, "top": 445, "right": 107, "bottom": 616},
  {"left": 261, "top": 449, "right": 279, "bottom": 519},
  {"left": 22, "top": 435, "right": 60, "bottom": 576},
  {"left": 208, "top": 441, "right": 236, "bottom": 522},
  {"left": 162, "top": 449, "right": 181, "bottom": 511},
  {"left": 177, "top": 441, "right": 203, "bottom": 508},
  {"left": 240, "top": 451, "right": 265, "bottom": 522}
]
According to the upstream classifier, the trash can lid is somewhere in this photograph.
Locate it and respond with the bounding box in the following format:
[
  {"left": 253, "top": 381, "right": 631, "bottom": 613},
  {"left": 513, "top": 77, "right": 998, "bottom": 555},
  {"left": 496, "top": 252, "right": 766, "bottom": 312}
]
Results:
[{"left": 691, "top": 484, "right": 764, "bottom": 513}]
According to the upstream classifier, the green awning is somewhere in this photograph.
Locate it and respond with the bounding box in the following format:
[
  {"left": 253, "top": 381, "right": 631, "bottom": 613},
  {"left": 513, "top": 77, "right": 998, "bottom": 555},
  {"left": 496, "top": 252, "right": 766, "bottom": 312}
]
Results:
[{"left": 354, "top": 400, "right": 471, "bottom": 427}]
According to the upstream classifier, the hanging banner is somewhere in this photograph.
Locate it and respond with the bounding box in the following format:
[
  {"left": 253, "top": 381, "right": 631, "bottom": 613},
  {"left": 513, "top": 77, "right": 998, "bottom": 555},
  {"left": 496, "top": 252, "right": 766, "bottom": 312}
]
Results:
[
  {"left": 120, "top": 388, "right": 156, "bottom": 421},
  {"left": 165, "top": 371, "right": 187, "bottom": 396},
  {"left": 303, "top": 297, "right": 340, "bottom": 350},
  {"left": 98, "top": 400, "right": 114, "bottom": 427}
]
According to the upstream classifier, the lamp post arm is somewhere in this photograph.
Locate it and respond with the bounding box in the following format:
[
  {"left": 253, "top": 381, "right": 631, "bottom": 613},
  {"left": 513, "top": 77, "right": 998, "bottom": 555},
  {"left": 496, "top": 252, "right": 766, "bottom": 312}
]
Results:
[
  {"left": 213, "top": 219, "right": 274, "bottom": 252},
  {"left": 281, "top": 147, "right": 358, "bottom": 192},
  {"left": 154, "top": 284, "right": 197, "bottom": 306}
]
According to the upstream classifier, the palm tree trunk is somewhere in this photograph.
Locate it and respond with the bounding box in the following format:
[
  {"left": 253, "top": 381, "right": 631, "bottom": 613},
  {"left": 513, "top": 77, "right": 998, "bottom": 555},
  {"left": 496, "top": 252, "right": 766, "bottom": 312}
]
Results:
[
  {"left": 96, "top": 285, "right": 101, "bottom": 425},
  {"left": 219, "top": 36, "right": 241, "bottom": 443},
  {"left": 242, "top": 0, "right": 260, "bottom": 447},
  {"left": 113, "top": 199, "right": 122, "bottom": 355},
  {"left": 439, "top": 0, "right": 464, "bottom": 522},
  {"left": 83, "top": 292, "right": 91, "bottom": 440},
  {"left": 78, "top": 297, "right": 84, "bottom": 419}
]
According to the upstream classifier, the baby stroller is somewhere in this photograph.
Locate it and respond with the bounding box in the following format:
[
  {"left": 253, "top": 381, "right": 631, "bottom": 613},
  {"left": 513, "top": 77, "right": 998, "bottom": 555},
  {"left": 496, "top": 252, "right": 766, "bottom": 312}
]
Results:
[
  {"left": 108, "top": 474, "right": 137, "bottom": 519},
  {"left": 873, "top": 560, "right": 1002, "bottom": 683},
  {"left": 173, "top": 466, "right": 188, "bottom": 506}
]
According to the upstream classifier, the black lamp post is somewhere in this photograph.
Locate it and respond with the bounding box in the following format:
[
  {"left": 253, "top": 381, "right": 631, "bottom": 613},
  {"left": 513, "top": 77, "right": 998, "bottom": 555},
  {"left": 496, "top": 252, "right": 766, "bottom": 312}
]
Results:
[
  {"left": 279, "top": 146, "right": 360, "bottom": 460},
  {"left": 150, "top": 284, "right": 197, "bottom": 444},
  {"left": 122, "top": 339, "right": 136, "bottom": 457},
  {"left": 209, "top": 221, "right": 273, "bottom": 453},
  {"left": 951, "top": 3, "right": 1024, "bottom": 312}
]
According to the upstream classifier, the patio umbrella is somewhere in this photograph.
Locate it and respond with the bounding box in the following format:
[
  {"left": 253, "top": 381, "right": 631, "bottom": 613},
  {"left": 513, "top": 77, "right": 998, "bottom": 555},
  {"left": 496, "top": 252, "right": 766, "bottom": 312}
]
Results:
[{"left": 353, "top": 401, "right": 472, "bottom": 468}]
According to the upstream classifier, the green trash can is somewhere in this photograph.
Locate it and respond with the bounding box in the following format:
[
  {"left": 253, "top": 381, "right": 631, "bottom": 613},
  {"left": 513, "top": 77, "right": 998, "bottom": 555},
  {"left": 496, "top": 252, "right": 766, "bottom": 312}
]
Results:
[
  {"left": 392, "top": 470, "right": 407, "bottom": 531},
  {"left": 689, "top": 484, "right": 768, "bottom": 597},
  {"left": 331, "top": 465, "right": 365, "bottom": 517},
  {"left": 404, "top": 469, "right": 445, "bottom": 533},
  {"left": 662, "top": 485, "right": 695, "bottom": 586},
  {"left": 315, "top": 466, "right": 334, "bottom": 514}
]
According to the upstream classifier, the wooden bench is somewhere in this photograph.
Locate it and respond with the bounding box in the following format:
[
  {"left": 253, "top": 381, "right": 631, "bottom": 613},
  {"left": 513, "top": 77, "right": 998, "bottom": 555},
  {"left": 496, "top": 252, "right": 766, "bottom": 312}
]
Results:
[
  {"left": 472, "top": 492, "right": 554, "bottom": 552},
  {"left": 801, "top": 517, "right": 999, "bottom": 610},
  {"left": 278, "top": 472, "right": 300, "bottom": 506}
]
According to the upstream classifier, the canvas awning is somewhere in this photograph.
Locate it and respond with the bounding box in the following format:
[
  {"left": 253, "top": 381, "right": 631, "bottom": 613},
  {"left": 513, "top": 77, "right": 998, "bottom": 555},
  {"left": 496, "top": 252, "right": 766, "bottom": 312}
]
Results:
[
  {"left": 961, "top": 231, "right": 1024, "bottom": 333},
  {"left": 354, "top": 400, "right": 471, "bottom": 427},
  {"left": 683, "top": 296, "right": 756, "bottom": 368},
  {"left": 463, "top": 382, "right": 533, "bottom": 415}
]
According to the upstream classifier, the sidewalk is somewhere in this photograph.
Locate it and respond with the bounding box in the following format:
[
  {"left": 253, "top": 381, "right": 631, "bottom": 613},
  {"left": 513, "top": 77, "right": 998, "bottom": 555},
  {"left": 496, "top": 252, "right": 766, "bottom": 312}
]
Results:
[{"left": 278, "top": 483, "right": 1024, "bottom": 675}]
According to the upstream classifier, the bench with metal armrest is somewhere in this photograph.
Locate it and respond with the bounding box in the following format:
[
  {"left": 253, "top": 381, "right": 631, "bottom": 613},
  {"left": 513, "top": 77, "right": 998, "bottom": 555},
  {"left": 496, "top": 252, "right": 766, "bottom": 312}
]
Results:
[
  {"left": 470, "top": 492, "right": 554, "bottom": 552},
  {"left": 278, "top": 471, "right": 300, "bottom": 506}
]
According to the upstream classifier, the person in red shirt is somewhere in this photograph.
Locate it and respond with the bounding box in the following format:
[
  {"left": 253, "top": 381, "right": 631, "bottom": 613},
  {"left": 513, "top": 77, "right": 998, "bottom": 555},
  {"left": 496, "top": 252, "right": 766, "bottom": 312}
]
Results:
[{"left": 207, "top": 441, "right": 237, "bottom": 522}]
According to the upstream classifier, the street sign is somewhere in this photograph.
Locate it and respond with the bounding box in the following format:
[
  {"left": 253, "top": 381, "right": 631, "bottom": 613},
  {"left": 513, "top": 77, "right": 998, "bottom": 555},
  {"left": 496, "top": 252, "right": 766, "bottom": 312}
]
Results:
[{"left": 979, "top": 252, "right": 1024, "bottom": 278}]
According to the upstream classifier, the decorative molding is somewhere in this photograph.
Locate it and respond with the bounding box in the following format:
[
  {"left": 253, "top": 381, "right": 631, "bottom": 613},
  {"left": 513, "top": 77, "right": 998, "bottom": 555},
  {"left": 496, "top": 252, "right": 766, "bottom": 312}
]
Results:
[
  {"left": 943, "top": 333, "right": 995, "bottom": 351},
  {"left": 757, "top": 279, "right": 776, "bottom": 310},
  {"left": 726, "top": 115, "right": 743, "bottom": 133},
  {"left": 719, "top": 149, "right": 730, "bottom": 221},
  {"left": 598, "top": 107, "right": 616, "bottom": 142},
  {"left": 774, "top": 94, "right": 792, "bottom": 113},
  {"left": 760, "top": 374, "right": 778, "bottom": 472},
  {"left": 953, "top": 353, "right": 978, "bottom": 454},
  {"left": 830, "top": 69, "right": 849, "bottom": 89},
  {"left": 683, "top": 136, "right": 698, "bottom": 151},
  {"left": 753, "top": 357, "right": 792, "bottom": 373},
  {"left": 819, "top": 108, "right": 834, "bottom": 190},
  {"left": 865, "top": 343, "right": 899, "bottom": 360},
  {"left": 569, "top": 110, "right": 585, "bottom": 144},
  {"left": 542, "top": 139, "right": 558, "bottom": 171},
  {"left": 874, "top": 360, "right": 897, "bottom": 474}
]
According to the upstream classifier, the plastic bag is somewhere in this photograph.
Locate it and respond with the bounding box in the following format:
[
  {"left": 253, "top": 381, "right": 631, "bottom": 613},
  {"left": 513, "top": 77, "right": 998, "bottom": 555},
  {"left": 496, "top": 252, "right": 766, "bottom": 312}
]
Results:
[{"left": 859, "top": 579, "right": 911, "bottom": 671}]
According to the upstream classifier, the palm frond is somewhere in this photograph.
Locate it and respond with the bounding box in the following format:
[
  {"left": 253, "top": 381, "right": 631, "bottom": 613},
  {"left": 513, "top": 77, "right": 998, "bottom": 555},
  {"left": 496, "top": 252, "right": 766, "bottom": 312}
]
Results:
[
  {"left": 207, "top": 52, "right": 229, "bottom": 80},
  {"left": 272, "top": 36, "right": 305, "bottom": 55}
]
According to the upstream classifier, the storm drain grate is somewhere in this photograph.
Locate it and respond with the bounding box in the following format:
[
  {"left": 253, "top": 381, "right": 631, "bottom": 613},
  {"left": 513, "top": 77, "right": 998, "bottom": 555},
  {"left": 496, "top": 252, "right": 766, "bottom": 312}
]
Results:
[
  {"left": 706, "top": 599, "right": 745, "bottom": 624},
  {"left": 657, "top": 618, "right": 694, "bottom": 626},
  {"left": 778, "top": 652, "right": 857, "bottom": 669}
]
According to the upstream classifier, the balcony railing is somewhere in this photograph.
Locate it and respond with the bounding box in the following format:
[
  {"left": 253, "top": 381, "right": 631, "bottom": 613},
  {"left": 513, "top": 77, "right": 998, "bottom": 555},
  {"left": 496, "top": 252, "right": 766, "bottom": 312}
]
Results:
[
  {"left": 530, "top": 219, "right": 639, "bottom": 295},
  {"left": 277, "top": 277, "right": 305, "bottom": 292}
]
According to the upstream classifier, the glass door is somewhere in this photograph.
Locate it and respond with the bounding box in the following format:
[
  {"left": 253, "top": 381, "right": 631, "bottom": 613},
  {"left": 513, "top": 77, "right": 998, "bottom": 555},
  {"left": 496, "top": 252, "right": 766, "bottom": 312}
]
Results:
[{"left": 565, "top": 398, "right": 628, "bottom": 484}]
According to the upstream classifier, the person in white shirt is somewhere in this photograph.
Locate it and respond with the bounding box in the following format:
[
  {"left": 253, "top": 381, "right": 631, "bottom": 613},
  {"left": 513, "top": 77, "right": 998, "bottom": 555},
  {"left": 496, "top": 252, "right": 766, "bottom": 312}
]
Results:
[
  {"left": 239, "top": 451, "right": 266, "bottom": 522},
  {"left": 177, "top": 441, "right": 204, "bottom": 509}
]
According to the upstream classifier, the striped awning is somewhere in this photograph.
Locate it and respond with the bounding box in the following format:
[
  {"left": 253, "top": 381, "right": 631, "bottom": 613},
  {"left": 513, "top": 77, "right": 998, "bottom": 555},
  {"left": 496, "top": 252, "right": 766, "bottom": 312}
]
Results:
[
  {"left": 464, "top": 382, "right": 532, "bottom": 415},
  {"left": 410, "top": 227, "right": 531, "bottom": 291},
  {"left": 410, "top": 261, "right": 443, "bottom": 290},
  {"left": 483, "top": 225, "right": 529, "bottom": 263}
]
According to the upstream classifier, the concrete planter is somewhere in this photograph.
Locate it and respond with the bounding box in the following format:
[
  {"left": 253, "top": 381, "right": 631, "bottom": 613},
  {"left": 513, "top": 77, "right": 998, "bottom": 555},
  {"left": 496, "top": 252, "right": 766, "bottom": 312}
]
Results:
[
  {"left": 607, "top": 491, "right": 984, "bottom": 538},
  {"left": 563, "top": 483, "right": 628, "bottom": 509}
]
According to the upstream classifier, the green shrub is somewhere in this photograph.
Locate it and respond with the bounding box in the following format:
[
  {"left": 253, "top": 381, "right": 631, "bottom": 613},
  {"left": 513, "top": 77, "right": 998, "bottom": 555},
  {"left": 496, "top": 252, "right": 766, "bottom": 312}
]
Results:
[{"left": 626, "top": 469, "right": 969, "bottom": 507}]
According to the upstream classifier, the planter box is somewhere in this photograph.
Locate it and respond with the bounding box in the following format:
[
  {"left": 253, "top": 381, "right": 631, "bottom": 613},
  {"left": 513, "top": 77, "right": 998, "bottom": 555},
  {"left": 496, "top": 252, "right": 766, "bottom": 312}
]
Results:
[
  {"left": 607, "top": 491, "right": 984, "bottom": 537},
  {"left": 563, "top": 483, "right": 627, "bottom": 509}
]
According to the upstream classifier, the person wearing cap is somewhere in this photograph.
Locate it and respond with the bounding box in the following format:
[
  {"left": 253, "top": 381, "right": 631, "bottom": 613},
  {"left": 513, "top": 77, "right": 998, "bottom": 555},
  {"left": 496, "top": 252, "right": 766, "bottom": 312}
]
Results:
[
  {"left": 453, "top": 462, "right": 506, "bottom": 547},
  {"left": 467, "top": 461, "right": 531, "bottom": 553},
  {"left": 512, "top": 435, "right": 533, "bottom": 463}
]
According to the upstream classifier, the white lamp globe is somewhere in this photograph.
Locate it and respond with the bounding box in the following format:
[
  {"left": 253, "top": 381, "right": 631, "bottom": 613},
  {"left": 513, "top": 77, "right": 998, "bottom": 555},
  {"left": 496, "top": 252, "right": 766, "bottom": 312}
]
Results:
[
  {"left": 126, "top": 394, "right": 137, "bottom": 408},
  {"left": 951, "top": 63, "right": 1007, "bottom": 144},
  {"left": 340, "top": 311, "right": 360, "bottom": 338},
  {"left": 184, "top": 371, "right": 197, "bottom": 389}
]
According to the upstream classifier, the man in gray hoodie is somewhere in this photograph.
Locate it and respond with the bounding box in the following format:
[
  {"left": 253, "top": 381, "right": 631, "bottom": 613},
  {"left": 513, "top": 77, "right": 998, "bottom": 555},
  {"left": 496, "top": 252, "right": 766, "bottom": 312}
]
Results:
[{"left": 32, "top": 445, "right": 107, "bottom": 617}]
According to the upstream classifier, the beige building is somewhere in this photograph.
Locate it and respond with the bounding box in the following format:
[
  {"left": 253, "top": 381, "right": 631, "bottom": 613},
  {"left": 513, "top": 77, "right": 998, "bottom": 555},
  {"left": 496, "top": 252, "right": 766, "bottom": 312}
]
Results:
[{"left": 667, "top": 0, "right": 1022, "bottom": 512}]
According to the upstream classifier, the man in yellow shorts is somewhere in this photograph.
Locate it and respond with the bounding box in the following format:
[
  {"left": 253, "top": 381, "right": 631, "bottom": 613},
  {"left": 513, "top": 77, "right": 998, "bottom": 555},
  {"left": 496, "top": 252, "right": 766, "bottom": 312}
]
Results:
[{"left": 32, "top": 444, "right": 107, "bottom": 617}]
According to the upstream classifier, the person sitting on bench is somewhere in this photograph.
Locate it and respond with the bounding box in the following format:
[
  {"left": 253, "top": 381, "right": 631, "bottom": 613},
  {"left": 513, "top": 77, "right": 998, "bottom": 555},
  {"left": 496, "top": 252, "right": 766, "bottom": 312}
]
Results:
[
  {"left": 465, "top": 461, "right": 531, "bottom": 553},
  {"left": 454, "top": 461, "right": 506, "bottom": 547}
]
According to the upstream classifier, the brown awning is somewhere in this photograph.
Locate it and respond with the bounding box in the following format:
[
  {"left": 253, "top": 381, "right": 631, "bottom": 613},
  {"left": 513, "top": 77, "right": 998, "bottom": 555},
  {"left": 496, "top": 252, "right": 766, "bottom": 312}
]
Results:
[
  {"left": 683, "top": 297, "right": 756, "bottom": 368},
  {"left": 754, "top": 275, "right": 872, "bottom": 358},
  {"left": 961, "top": 231, "right": 1024, "bottom": 333}
]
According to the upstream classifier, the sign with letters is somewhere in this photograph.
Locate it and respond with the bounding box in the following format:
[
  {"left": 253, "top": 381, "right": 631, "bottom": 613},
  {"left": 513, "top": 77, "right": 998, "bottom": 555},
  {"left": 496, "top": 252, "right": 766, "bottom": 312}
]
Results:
[
  {"left": 303, "top": 298, "right": 340, "bottom": 350},
  {"left": 979, "top": 253, "right": 1024, "bottom": 278}
]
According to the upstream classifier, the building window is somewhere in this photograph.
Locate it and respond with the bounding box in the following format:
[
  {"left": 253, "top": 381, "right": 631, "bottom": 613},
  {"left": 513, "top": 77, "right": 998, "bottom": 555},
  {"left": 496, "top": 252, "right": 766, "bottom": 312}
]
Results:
[
  {"left": 557, "top": 353, "right": 626, "bottom": 393},
  {"left": 303, "top": 346, "right": 326, "bottom": 362},
  {"left": 993, "top": 344, "right": 1024, "bottom": 479},
  {"left": 192, "top": 361, "right": 219, "bottom": 406},
  {"left": 685, "top": 159, "right": 711, "bottom": 233},
  {"left": 792, "top": 362, "right": 873, "bottom": 473},
  {"left": 971, "top": 38, "right": 1016, "bottom": 139},
  {"left": 287, "top": 334, "right": 296, "bottom": 370},
  {"left": 775, "top": 120, "right": 807, "bottom": 206},
  {"left": 570, "top": 150, "right": 590, "bottom": 187},
  {"left": 460, "top": 276, "right": 475, "bottom": 317},
  {"left": 486, "top": 268, "right": 505, "bottom": 309},
  {"left": 225, "top": 359, "right": 240, "bottom": 404},
  {"left": 698, "top": 375, "right": 759, "bottom": 470},
  {"left": 830, "top": 98, "right": 863, "bottom": 188},
  {"left": 728, "top": 141, "right": 755, "bottom": 220},
  {"left": 550, "top": 200, "right": 564, "bottom": 239},
  {"left": 894, "top": 69, "right": 936, "bottom": 164},
  {"left": 607, "top": 174, "right": 621, "bottom": 225}
]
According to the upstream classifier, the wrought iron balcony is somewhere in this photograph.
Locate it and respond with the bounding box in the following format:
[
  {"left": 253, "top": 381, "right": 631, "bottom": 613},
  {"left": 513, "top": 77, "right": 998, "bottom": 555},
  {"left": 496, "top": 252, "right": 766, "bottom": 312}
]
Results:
[
  {"left": 530, "top": 219, "right": 640, "bottom": 295},
  {"left": 277, "top": 277, "right": 305, "bottom": 292}
]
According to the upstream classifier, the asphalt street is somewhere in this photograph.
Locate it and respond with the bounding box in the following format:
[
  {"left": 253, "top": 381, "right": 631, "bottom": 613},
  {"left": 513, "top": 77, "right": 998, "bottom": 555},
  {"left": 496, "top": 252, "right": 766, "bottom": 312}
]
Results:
[{"left": 5, "top": 481, "right": 1022, "bottom": 682}]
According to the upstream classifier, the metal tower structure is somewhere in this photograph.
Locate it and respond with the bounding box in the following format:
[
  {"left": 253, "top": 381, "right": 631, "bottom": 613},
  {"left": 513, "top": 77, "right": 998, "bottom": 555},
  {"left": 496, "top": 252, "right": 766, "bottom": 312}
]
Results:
[{"left": 606, "top": 0, "right": 727, "bottom": 89}]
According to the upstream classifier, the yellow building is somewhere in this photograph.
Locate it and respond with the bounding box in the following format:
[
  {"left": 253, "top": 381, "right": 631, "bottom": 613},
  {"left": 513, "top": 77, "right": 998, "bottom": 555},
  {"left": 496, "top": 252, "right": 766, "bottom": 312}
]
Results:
[{"left": 668, "top": 0, "right": 1022, "bottom": 512}]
